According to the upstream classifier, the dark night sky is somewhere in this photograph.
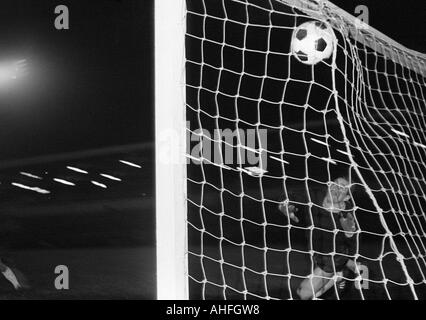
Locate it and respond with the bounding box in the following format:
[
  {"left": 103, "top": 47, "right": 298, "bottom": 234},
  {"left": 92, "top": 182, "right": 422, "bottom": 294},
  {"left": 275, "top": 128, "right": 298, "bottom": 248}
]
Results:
[
  {"left": 0, "top": 0, "right": 423, "bottom": 162},
  {"left": 0, "top": 0, "right": 153, "bottom": 161},
  {"left": 333, "top": 0, "right": 425, "bottom": 53}
]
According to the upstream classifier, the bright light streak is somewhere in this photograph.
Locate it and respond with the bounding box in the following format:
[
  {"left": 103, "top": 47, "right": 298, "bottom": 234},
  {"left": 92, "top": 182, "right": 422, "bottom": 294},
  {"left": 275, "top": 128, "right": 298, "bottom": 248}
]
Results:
[
  {"left": 391, "top": 128, "right": 409, "bottom": 138},
  {"left": 91, "top": 181, "right": 107, "bottom": 189},
  {"left": 336, "top": 149, "right": 352, "bottom": 157},
  {"left": 119, "top": 160, "right": 142, "bottom": 168},
  {"left": 321, "top": 157, "right": 337, "bottom": 165},
  {"left": 100, "top": 173, "right": 122, "bottom": 181},
  {"left": 66, "top": 166, "right": 89, "bottom": 174},
  {"left": 310, "top": 138, "right": 329, "bottom": 147},
  {"left": 414, "top": 141, "right": 426, "bottom": 149},
  {"left": 12, "top": 182, "right": 50, "bottom": 194},
  {"left": 53, "top": 178, "right": 75, "bottom": 186},
  {"left": 20, "top": 172, "right": 43, "bottom": 180},
  {"left": 270, "top": 155, "right": 290, "bottom": 165},
  {"left": 242, "top": 166, "right": 268, "bottom": 177}
]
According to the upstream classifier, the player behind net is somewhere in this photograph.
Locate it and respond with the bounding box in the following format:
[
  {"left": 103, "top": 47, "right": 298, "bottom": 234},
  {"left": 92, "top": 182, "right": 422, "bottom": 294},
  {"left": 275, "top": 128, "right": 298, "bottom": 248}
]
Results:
[{"left": 278, "top": 173, "right": 360, "bottom": 300}]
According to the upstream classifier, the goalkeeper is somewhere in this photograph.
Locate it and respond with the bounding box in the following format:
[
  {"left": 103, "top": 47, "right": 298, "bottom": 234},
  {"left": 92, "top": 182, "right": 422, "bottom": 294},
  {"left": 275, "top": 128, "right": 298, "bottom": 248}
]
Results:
[{"left": 278, "top": 176, "right": 359, "bottom": 300}]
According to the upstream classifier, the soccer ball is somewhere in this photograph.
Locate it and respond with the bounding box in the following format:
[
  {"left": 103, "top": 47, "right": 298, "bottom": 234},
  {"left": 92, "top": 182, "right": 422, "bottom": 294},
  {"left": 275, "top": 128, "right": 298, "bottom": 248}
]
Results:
[{"left": 291, "top": 21, "right": 336, "bottom": 65}]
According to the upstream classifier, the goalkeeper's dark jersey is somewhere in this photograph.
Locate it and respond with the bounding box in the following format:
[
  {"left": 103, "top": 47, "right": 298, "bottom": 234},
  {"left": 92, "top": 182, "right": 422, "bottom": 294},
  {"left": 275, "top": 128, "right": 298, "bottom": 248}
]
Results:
[{"left": 284, "top": 182, "right": 357, "bottom": 261}]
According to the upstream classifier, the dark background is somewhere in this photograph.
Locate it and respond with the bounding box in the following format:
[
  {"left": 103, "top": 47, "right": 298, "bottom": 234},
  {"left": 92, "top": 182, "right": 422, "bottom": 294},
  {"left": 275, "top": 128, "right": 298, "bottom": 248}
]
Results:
[
  {"left": 0, "top": 0, "right": 424, "bottom": 162},
  {"left": 0, "top": 0, "right": 423, "bottom": 300},
  {"left": 0, "top": 0, "right": 153, "bottom": 161},
  {"left": 0, "top": 0, "right": 155, "bottom": 299},
  {"left": 334, "top": 0, "right": 425, "bottom": 53}
]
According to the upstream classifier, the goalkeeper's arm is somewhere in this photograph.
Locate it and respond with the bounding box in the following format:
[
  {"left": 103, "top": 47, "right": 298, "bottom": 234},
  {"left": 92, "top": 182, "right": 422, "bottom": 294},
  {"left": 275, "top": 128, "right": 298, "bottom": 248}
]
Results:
[
  {"left": 277, "top": 187, "right": 311, "bottom": 224},
  {"left": 278, "top": 201, "right": 300, "bottom": 223}
]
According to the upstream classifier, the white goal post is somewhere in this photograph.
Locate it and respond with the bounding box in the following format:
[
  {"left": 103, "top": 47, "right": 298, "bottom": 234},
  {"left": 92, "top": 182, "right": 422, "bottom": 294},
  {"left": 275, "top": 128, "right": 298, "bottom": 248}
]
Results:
[
  {"left": 155, "top": 0, "right": 188, "bottom": 299},
  {"left": 156, "top": 0, "right": 426, "bottom": 300}
]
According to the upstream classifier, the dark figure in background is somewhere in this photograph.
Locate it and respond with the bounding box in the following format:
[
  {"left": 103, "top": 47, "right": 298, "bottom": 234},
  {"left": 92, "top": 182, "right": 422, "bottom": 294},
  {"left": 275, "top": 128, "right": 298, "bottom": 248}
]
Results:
[{"left": 278, "top": 177, "right": 359, "bottom": 300}]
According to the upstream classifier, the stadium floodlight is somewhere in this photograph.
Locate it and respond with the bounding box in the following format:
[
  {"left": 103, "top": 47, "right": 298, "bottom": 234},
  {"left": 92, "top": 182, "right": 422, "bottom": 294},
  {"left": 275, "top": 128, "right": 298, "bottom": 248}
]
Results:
[
  {"left": 156, "top": 0, "right": 426, "bottom": 300},
  {"left": 0, "top": 59, "right": 28, "bottom": 88}
]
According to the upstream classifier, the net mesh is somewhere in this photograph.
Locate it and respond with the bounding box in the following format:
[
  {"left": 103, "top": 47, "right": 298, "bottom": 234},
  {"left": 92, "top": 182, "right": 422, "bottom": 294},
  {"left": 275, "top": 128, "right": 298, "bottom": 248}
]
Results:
[{"left": 185, "top": 0, "right": 426, "bottom": 299}]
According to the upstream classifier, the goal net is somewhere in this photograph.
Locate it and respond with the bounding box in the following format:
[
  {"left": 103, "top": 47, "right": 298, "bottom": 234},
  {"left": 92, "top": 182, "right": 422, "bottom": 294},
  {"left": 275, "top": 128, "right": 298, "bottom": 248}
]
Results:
[{"left": 156, "top": 0, "right": 426, "bottom": 300}]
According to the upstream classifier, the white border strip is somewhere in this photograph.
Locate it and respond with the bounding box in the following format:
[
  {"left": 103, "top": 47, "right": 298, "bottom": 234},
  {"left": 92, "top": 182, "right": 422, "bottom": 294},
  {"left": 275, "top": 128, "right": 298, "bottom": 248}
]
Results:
[{"left": 155, "top": 0, "right": 188, "bottom": 300}]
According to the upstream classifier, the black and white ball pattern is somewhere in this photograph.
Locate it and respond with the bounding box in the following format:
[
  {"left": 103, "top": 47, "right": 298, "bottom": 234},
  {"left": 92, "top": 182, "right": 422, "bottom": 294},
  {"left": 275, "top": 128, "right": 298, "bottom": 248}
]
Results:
[{"left": 291, "top": 21, "right": 336, "bottom": 65}]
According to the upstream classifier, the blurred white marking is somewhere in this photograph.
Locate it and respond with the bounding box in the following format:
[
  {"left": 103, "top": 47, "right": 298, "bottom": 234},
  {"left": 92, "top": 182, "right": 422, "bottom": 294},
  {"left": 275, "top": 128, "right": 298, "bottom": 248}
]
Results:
[
  {"left": 53, "top": 178, "right": 75, "bottom": 186},
  {"left": 321, "top": 157, "right": 337, "bottom": 165},
  {"left": 337, "top": 149, "right": 351, "bottom": 157},
  {"left": 33, "top": 187, "right": 50, "bottom": 194},
  {"left": 243, "top": 166, "right": 267, "bottom": 177},
  {"left": 311, "top": 138, "right": 329, "bottom": 147},
  {"left": 236, "top": 167, "right": 266, "bottom": 177},
  {"left": 100, "top": 174, "right": 122, "bottom": 181},
  {"left": 119, "top": 160, "right": 142, "bottom": 168},
  {"left": 236, "top": 167, "right": 251, "bottom": 175},
  {"left": 185, "top": 154, "right": 234, "bottom": 170},
  {"left": 20, "top": 172, "right": 43, "bottom": 180},
  {"left": 241, "top": 145, "right": 261, "bottom": 154},
  {"left": 12, "top": 182, "right": 50, "bottom": 194},
  {"left": 270, "top": 156, "right": 289, "bottom": 164},
  {"left": 414, "top": 141, "right": 426, "bottom": 149},
  {"left": 91, "top": 181, "right": 107, "bottom": 188},
  {"left": 391, "top": 129, "right": 409, "bottom": 138},
  {"left": 67, "top": 166, "right": 89, "bottom": 174}
]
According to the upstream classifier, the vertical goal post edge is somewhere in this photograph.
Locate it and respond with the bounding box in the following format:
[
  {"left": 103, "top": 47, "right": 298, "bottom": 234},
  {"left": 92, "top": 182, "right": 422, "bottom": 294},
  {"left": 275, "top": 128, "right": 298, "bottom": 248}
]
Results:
[{"left": 155, "top": 0, "right": 188, "bottom": 300}]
